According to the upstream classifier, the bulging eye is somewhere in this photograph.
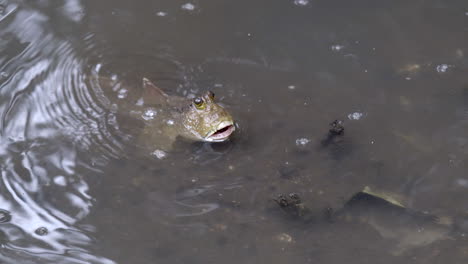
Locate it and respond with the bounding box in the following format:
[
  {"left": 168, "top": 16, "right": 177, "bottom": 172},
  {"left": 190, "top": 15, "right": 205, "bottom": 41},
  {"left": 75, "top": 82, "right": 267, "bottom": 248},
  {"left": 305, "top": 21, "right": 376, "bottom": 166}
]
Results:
[{"left": 193, "top": 97, "right": 205, "bottom": 109}]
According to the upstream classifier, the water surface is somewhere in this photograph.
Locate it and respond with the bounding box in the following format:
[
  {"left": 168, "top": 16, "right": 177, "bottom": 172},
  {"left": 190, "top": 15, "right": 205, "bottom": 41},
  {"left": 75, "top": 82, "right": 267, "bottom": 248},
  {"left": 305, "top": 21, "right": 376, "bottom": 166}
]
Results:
[{"left": 1, "top": 0, "right": 468, "bottom": 263}]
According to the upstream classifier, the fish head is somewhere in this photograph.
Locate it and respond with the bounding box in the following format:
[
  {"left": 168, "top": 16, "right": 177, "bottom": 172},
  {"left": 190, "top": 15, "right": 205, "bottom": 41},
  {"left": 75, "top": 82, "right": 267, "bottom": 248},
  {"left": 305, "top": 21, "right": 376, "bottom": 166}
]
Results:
[{"left": 182, "top": 91, "right": 235, "bottom": 142}]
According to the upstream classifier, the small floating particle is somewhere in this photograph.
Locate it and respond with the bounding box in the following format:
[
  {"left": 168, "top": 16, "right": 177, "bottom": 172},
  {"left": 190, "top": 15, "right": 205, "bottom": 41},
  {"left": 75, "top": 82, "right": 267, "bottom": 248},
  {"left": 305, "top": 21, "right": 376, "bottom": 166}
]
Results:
[
  {"left": 295, "top": 138, "right": 310, "bottom": 146},
  {"left": 276, "top": 233, "right": 293, "bottom": 243},
  {"left": 35, "top": 227, "right": 48, "bottom": 236},
  {"left": 287, "top": 85, "right": 296, "bottom": 90},
  {"left": 294, "top": 0, "right": 309, "bottom": 6},
  {"left": 0, "top": 210, "right": 11, "bottom": 223},
  {"left": 398, "top": 63, "right": 420, "bottom": 74},
  {"left": 166, "top": 119, "right": 174, "bottom": 125},
  {"left": 156, "top": 11, "right": 167, "bottom": 17},
  {"left": 348, "top": 112, "right": 363, "bottom": 120},
  {"left": 436, "top": 64, "right": 450, "bottom": 73},
  {"left": 181, "top": 3, "right": 196, "bottom": 11},
  {"left": 213, "top": 223, "right": 227, "bottom": 231},
  {"left": 152, "top": 150, "right": 167, "bottom": 159}
]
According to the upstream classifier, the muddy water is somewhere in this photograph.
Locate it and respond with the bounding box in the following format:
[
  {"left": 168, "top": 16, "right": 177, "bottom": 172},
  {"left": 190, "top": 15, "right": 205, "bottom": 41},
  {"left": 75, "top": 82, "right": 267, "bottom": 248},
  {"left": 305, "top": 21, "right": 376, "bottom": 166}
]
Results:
[{"left": 1, "top": 0, "right": 468, "bottom": 263}]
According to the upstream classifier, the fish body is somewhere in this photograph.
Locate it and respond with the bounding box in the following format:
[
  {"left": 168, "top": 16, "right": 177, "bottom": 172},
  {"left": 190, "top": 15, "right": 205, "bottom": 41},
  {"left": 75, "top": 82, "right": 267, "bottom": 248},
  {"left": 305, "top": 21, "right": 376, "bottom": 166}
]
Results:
[{"left": 98, "top": 77, "right": 235, "bottom": 151}]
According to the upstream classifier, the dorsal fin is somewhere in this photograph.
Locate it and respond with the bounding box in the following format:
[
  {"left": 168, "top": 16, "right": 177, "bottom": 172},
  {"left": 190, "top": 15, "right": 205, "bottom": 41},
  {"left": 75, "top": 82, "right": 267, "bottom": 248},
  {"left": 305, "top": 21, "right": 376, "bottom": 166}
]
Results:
[{"left": 142, "top": 77, "right": 169, "bottom": 105}]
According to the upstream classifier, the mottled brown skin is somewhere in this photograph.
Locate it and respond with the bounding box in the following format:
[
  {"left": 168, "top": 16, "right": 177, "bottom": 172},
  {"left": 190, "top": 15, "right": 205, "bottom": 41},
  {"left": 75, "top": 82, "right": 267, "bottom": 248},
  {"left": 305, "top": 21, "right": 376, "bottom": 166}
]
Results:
[{"left": 137, "top": 78, "right": 235, "bottom": 150}]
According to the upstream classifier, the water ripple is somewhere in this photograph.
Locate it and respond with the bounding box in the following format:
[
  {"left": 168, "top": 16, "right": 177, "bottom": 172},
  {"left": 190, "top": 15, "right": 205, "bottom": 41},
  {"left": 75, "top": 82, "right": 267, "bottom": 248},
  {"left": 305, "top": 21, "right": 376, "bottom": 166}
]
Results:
[{"left": 0, "top": 2, "right": 117, "bottom": 263}]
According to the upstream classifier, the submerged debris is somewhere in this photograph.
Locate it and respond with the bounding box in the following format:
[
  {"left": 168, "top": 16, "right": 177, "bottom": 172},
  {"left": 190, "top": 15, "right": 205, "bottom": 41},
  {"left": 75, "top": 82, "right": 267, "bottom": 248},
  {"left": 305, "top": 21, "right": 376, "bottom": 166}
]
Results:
[
  {"left": 329, "top": 120, "right": 344, "bottom": 135},
  {"left": 321, "top": 119, "right": 345, "bottom": 147},
  {"left": 273, "top": 193, "right": 308, "bottom": 217},
  {"left": 272, "top": 187, "right": 461, "bottom": 255},
  {"left": 331, "top": 187, "right": 460, "bottom": 255}
]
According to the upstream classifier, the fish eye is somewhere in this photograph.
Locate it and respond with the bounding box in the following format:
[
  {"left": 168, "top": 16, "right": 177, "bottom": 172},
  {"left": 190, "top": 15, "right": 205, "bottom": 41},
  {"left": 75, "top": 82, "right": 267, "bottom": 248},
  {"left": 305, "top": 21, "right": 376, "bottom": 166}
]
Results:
[{"left": 193, "top": 97, "right": 205, "bottom": 109}]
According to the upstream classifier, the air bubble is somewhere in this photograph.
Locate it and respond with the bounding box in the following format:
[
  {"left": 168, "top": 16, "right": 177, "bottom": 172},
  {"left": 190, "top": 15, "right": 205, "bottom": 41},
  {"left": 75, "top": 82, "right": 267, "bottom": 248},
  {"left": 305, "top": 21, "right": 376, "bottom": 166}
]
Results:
[
  {"left": 142, "top": 108, "right": 157, "bottom": 120},
  {"left": 436, "top": 64, "right": 450, "bottom": 73},
  {"left": 348, "top": 112, "right": 363, "bottom": 120},
  {"left": 117, "top": 88, "right": 128, "bottom": 99},
  {"left": 152, "top": 150, "right": 167, "bottom": 159},
  {"left": 295, "top": 138, "right": 310, "bottom": 146},
  {"left": 181, "top": 3, "right": 195, "bottom": 11},
  {"left": 294, "top": 0, "right": 309, "bottom": 6},
  {"left": 331, "top": 45, "right": 344, "bottom": 51}
]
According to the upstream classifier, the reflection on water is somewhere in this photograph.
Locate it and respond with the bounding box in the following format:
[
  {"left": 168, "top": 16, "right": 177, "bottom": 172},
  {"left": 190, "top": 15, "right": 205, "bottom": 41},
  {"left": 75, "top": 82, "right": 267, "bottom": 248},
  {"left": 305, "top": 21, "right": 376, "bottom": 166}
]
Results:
[
  {"left": 0, "top": 1, "right": 115, "bottom": 263},
  {"left": 1, "top": 0, "right": 468, "bottom": 263},
  {"left": 0, "top": 140, "right": 114, "bottom": 264}
]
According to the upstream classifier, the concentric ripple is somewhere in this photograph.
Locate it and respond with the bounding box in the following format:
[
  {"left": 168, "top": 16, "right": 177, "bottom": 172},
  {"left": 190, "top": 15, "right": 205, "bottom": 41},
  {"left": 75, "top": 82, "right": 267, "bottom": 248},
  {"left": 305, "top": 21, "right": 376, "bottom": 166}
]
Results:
[
  {"left": 0, "top": 0, "right": 235, "bottom": 262},
  {"left": 0, "top": 1, "right": 118, "bottom": 263}
]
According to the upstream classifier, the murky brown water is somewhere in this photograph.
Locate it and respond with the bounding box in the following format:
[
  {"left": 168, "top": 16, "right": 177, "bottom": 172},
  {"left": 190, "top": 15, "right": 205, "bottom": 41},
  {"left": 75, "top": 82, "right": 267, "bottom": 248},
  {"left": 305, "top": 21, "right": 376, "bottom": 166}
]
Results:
[{"left": 1, "top": 0, "right": 468, "bottom": 263}]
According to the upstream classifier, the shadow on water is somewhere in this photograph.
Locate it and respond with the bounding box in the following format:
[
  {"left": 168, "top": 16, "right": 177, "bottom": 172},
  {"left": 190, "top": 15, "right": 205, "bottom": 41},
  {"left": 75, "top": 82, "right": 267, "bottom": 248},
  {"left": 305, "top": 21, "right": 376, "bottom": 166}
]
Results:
[{"left": 1, "top": 0, "right": 468, "bottom": 263}]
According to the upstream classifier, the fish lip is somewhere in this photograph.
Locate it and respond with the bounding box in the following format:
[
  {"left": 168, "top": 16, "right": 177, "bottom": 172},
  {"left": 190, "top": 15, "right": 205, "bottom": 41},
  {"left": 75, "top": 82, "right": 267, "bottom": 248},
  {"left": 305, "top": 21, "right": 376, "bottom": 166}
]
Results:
[{"left": 205, "top": 121, "right": 235, "bottom": 142}]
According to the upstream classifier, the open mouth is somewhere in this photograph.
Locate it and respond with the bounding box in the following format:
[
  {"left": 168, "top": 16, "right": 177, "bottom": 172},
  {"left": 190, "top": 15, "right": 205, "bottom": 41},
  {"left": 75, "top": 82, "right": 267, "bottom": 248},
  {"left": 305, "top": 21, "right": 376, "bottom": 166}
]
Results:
[{"left": 205, "top": 121, "right": 235, "bottom": 142}]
